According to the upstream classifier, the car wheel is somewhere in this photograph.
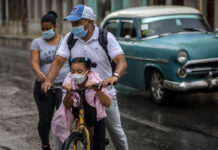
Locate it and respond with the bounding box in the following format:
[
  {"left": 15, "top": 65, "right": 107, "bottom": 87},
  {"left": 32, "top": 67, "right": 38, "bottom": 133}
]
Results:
[{"left": 148, "top": 70, "right": 171, "bottom": 104}]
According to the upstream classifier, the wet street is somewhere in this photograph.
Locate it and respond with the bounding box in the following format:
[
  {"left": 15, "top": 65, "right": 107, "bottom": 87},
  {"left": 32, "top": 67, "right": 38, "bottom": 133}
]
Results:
[{"left": 1, "top": 46, "right": 218, "bottom": 150}]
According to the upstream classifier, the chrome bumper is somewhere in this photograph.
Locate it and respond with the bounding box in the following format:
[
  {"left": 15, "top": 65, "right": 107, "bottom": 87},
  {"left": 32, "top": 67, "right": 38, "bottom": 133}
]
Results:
[{"left": 163, "top": 78, "right": 218, "bottom": 91}]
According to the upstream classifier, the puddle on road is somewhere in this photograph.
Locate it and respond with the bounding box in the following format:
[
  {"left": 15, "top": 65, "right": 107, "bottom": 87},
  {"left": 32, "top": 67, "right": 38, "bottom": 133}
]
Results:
[
  {"left": 0, "top": 145, "right": 11, "bottom": 150},
  {"left": 0, "top": 85, "right": 20, "bottom": 96}
]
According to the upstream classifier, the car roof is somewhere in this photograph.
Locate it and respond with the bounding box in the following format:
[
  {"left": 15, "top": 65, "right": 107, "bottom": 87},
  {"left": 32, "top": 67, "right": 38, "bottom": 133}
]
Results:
[{"left": 104, "top": 6, "right": 200, "bottom": 20}]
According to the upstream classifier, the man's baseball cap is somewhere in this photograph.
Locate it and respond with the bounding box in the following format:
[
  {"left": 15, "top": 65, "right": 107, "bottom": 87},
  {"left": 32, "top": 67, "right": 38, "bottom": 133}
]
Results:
[{"left": 64, "top": 4, "right": 96, "bottom": 21}]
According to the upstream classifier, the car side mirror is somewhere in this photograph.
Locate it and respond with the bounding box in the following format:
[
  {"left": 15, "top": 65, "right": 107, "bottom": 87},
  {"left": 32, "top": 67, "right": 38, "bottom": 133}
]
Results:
[{"left": 124, "top": 35, "right": 131, "bottom": 40}]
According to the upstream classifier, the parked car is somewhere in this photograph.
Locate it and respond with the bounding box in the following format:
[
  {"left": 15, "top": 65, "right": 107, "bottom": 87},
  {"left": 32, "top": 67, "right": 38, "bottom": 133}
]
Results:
[{"left": 100, "top": 6, "right": 218, "bottom": 104}]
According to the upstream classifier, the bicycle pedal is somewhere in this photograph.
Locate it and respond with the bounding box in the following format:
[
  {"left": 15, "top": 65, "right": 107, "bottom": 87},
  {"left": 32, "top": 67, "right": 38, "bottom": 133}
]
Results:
[{"left": 105, "top": 138, "right": 109, "bottom": 145}]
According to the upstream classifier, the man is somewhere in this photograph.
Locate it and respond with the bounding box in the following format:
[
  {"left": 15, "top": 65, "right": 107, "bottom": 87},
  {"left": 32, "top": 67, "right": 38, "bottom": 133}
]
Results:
[{"left": 42, "top": 4, "right": 128, "bottom": 150}]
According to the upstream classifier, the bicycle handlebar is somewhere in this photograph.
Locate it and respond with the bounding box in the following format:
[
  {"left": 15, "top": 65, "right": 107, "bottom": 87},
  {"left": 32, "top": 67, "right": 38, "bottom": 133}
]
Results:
[
  {"left": 71, "top": 82, "right": 117, "bottom": 92},
  {"left": 48, "top": 82, "right": 117, "bottom": 92},
  {"left": 48, "top": 85, "right": 63, "bottom": 91}
]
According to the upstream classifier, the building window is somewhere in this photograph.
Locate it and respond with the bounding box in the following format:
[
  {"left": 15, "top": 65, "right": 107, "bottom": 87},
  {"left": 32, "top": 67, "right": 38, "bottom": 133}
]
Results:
[
  {"left": 172, "top": 0, "right": 184, "bottom": 5},
  {"left": 98, "top": 0, "right": 111, "bottom": 24},
  {"left": 30, "top": 0, "right": 35, "bottom": 19},
  {"left": 67, "top": 0, "right": 73, "bottom": 14},
  {"left": 46, "top": 0, "right": 52, "bottom": 12},
  {"left": 148, "top": 0, "right": 166, "bottom": 5},
  {"left": 2, "top": 0, "right": 6, "bottom": 22},
  {"left": 206, "top": 0, "right": 214, "bottom": 29},
  {"left": 38, "top": 0, "right": 42, "bottom": 18}
]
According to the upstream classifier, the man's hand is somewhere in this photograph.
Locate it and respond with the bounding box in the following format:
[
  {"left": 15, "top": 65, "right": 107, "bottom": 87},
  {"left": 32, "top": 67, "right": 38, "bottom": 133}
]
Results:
[
  {"left": 63, "top": 84, "right": 72, "bottom": 92},
  {"left": 41, "top": 81, "right": 53, "bottom": 93},
  {"left": 100, "top": 76, "right": 118, "bottom": 88},
  {"left": 87, "top": 81, "right": 102, "bottom": 91}
]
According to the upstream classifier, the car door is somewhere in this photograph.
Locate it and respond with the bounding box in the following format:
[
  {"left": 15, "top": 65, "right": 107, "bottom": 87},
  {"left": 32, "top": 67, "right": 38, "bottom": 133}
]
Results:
[
  {"left": 117, "top": 19, "right": 146, "bottom": 88},
  {"left": 103, "top": 18, "right": 145, "bottom": 88}
]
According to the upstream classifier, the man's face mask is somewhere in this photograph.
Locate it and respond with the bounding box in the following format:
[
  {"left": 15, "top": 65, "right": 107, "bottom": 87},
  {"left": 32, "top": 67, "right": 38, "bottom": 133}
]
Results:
[
  {"left": 71, "top": 22, "right": 88, "bottom": 38},
  {"left": 71, "top": 71, "right": 88, "bottom": 84},
  {"left": 42, "top": 28, "right": 55, "bottom": 40}
]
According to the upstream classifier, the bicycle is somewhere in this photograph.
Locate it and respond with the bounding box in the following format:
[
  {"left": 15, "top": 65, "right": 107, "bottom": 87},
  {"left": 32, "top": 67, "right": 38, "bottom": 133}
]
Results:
[{"left": 50, "top": 83, "right": 111, "bottom": 150}]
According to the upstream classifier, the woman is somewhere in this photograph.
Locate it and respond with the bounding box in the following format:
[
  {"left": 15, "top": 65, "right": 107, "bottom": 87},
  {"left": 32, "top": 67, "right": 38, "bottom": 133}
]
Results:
[{"left": 30, "top": 11, "right": 69, "bottom": 150}]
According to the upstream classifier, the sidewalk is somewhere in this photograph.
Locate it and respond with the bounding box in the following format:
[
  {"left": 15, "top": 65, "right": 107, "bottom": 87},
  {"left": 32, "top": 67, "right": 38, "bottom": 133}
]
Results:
[{"left": 0, "top": 34, "right": 38, "bottom": 49}]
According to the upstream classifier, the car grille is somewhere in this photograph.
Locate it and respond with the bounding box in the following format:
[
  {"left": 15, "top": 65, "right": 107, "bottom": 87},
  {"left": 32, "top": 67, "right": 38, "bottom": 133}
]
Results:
[{"left": 184, "top": 58, "right": 218, "bottom": 77}]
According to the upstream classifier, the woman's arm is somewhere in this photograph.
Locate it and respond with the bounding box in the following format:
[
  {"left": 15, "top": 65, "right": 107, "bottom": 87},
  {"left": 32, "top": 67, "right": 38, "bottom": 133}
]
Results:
[
  {"left": 63, "top": 91, "right": 73, "bottom": 109},
  {"left": 96, "top": 91, "right": 111, "bottom": 107},
  {"left": 30, "top": 50, "right": 46, "bottom": 82}
]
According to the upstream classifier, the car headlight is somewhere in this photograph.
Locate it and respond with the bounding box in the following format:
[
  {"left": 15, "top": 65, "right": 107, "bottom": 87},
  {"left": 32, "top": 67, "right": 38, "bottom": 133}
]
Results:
[
  {"left": 177, "top": 68, "right": 187, "bottom": 78},
  {"left": 177, "top": 51, "right": 188, "bottom": 64}
]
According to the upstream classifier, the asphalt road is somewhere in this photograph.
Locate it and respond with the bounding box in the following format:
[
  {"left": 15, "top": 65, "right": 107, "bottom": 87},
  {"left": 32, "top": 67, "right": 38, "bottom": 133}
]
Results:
[{"left": 1, "top": 46, "right": 218, "bottom": 150}]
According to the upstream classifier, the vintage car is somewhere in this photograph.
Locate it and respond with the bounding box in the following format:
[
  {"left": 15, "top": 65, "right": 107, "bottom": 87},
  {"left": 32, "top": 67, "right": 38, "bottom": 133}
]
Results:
[{"left": 100, "top": 6, "right": 218, "bottom": 104}]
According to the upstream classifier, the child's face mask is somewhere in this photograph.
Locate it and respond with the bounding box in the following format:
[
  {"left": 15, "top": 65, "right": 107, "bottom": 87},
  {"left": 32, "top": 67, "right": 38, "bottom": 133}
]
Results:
[{"left": 71, "top": 71, "right": 88, "bottom": 84}]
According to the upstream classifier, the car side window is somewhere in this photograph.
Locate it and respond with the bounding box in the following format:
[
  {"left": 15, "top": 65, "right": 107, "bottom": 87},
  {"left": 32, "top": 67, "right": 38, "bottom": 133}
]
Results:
[
  {"left": 120, "top": 20, "right": 136, "bottom": 38},
  {"left": 104, "top": 20, "right": 119, "bottom": 36}
]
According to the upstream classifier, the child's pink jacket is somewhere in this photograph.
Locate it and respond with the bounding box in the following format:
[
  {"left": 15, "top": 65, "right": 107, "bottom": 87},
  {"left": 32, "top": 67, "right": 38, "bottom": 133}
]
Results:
[{"left": 51, "top": 71, "right": 113, "bottom": 143}]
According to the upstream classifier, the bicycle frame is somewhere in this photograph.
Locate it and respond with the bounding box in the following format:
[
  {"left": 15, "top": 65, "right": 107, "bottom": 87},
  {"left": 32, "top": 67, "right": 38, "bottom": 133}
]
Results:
[
  {"left": 62, "top": 87, "right": 91, "bottom": 150},
  {"left": 73, "top": 88, "right": 90, "bottom": 150},
  {"left": 73, "top": 108, "right": 90, "bottom": 150}
]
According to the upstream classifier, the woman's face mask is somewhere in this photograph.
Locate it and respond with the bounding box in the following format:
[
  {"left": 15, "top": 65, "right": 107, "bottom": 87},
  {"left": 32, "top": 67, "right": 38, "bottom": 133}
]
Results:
[
  {"left": 71, "top": 71, "right": 88, "bottom": 84},
  {"left": 42, "top": 28, "right": 55, "bottom": 40}
]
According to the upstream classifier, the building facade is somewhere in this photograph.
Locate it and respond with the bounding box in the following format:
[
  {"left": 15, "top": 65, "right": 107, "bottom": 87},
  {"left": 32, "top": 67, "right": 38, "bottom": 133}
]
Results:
[
  {"left": 146, "top": 0, "right": 218, "bottom": 29},
  {"left": 109, "top": 0, "right": 218, "bottom": 30},
  {"left": 0, "top": 0, "right": 217, "bottom": 36},
  {"left": 0, "top": 0, "right": 83, "bottom": 36}
]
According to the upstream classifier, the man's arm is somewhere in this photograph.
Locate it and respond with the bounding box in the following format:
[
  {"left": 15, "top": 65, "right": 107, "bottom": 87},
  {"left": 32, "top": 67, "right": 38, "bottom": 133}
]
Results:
[
  {"left": 101, "top": 54, "right": 127, "bottom": 87},
  {"left": 113, "top": 54, "right": 127, "bottom": 78},
  {"left": 41, "top": 55, "right": 67, "bottom": 92},
  {"left": 46, "top": 56, "right": 67, "bottom": 82}
]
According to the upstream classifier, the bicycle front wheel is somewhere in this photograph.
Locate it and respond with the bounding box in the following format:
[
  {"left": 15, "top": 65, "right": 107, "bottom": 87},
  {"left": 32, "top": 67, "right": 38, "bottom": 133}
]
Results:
[{"left": 62, "top": 128, "right": 90, "bottom": 150}]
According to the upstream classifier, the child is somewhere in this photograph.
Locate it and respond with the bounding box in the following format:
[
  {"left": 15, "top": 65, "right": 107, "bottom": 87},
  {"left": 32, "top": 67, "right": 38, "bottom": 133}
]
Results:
[{"left": 52, "top": 57, "right": 112, "bottom": 150}]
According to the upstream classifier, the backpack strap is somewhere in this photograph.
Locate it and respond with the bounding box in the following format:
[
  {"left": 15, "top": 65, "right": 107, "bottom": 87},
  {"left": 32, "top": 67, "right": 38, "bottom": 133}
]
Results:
[
  {"left": 67, "top": 33, "right": 77, "bottom": 66},
  {"left": 98, "top": 28, "right": 116, "bottom": 72},
  {"left": 67, "top": 32, "right": 78, "bottom": 51}
]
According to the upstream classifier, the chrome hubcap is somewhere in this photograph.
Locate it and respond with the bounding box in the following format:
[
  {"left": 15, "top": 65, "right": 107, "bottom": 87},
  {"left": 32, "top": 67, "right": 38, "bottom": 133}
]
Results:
[{"left": 151, "top": 72, "right": 164, "bottom": 101}]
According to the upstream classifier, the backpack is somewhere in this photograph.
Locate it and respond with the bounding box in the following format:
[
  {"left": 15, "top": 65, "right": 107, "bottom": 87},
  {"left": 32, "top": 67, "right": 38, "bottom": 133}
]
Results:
[{"left": 67, "top": 28, "right": 116, "bottom": 72}]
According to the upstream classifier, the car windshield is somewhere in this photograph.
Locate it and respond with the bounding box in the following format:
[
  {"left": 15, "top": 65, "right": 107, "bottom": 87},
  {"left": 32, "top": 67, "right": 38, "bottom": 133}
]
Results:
[{"left": 140, "top": 14, "right": 212, "bottom": 38}]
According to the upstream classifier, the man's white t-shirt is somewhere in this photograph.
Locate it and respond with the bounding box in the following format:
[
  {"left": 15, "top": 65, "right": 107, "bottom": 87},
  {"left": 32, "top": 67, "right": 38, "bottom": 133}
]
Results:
[{"left": 56, "top": 25, "right": 124, "bottom": 96}]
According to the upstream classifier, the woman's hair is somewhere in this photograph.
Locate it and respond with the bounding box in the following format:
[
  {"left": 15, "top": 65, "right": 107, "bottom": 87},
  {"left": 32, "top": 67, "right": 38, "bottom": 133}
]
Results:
[
  {"left": 70, "top": 57, "right": 97, "bottom": 70},
  {"left": 41, "top": 10, "right": 58, "bottom": 25}
]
